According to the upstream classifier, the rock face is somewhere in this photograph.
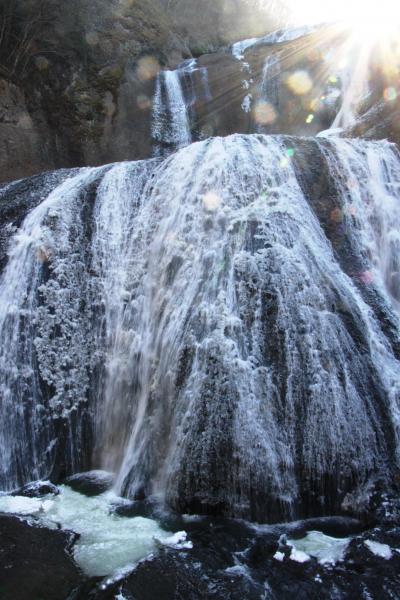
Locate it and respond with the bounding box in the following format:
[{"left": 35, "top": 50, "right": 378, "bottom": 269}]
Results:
[
  {"left": 0, "top": 514, "right": 82, "bottom": 600},
  {"left": 346, "top": 97, "right": 400, "bottom": 147},
  {"left": 0, "top": 79, "right": 57, "bottom": 182},
  {"left": 0, "top": 0, "right": 286, "bottom": 183},
  {"left": 0, "top": 2, "right": 352, "bottom": 184},
  {"left": 0, "top": 2, "right": 397, "bottom": 183}
]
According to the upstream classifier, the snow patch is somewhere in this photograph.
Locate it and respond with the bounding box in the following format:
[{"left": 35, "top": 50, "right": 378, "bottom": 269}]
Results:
[
  {"left": 364, "top": 540, "right": 393, "bottom": 560},
  {"left": 317, "top": 127, "right": 344, "bottom": 138},
  {"left": 231, "top": 25, "right": 317, "bottom": 59},
  {"left": 288, "top": 531, "right": 350, "bottom": 565},
  {"left": 154, "top": 530, "right": 193, "bottom": 550},
  {"left": 241, "top": 94, "right": 253, "bottom": 113},
  {"left": 289, "top": 547, "right": 310, "bottom": 563}
]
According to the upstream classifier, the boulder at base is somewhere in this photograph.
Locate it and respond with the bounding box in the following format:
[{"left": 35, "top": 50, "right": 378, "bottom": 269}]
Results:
[
  {"left": 0, "top": 514, "right": 83, "bottom": 600},
  {"left": 11, "top": 480, "right": 60, "bottom": 498},
  {"left": 64, "top": 471, "right": 114, "bottom": 497}
]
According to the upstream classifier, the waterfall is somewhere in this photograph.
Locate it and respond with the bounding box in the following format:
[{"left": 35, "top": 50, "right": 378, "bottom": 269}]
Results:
[
  {"left": 90, "top": 160, "right": 159, "bottom": 472},
  {"left": 259, "top": 53, "right": 281, "bottom": 114},
  {"left": 1, "top": 134, "right": 400, "bottom": 523},
  {"left": 232, "top": 37, "right": 260, "bottom": 60},
  {"left": 151, "top": 66, "right": 193, "bottom": 155},
  {"left": 232, "top": 24, "right": 317, "bottom": 60},
  {"left": 321, "top": 137, "right": 400, "bottom": 309},
  {"left": 110, "top": 135, "right": 400, "bottom": 520},
  {"left": 151, "top": 60, "right": 212, "bottom": 155},
  {"left": 199, "top": 66, "right": 212, "bottom": 102},
  {"left": 0, "top": 168, "right": 105, "bottom": 490}
]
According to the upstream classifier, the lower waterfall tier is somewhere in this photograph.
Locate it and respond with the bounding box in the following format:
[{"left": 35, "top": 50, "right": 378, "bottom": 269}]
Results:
[{"left": 1, "top": 133, "right": 400, "bottom": 522}]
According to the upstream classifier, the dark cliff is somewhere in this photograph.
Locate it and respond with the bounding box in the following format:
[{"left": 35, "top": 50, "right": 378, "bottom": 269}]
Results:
[{"left": 0, "top": 0, "right": 284, "bottom": 182}]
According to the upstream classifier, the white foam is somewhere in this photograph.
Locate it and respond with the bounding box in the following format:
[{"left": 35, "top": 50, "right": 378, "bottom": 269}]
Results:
[{"left": 0, "top": 495, "right": 48, "bottom": 515}]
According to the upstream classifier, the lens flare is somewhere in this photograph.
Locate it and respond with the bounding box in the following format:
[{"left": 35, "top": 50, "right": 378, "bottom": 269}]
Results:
[
  {"left": 286, "top": 70, "right": 313, "bottom": 95},
  {"left": 288, "top": 0, "right": 400, "bottom": 35},
  {"left": 281, "top": 0, "right": 400, "bottom": 130}
]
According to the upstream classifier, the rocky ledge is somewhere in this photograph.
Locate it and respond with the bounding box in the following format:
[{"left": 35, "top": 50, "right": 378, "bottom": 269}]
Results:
[{"left": 1, "top": 500, "right": 400, "bottom": 600}]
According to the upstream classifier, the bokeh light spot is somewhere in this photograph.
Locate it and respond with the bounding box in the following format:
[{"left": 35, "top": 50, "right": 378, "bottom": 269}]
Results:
[
  {"left": 384, "top": 87, "right": 397, "bottom": 102},
  {"left": 347, "top": 177, "right": 358, "bottom": 189},
  {"left": 136, "top": 56, "right": 160, "bottom": 82},
  {"left": 345, "top": 205, "right": 357, "bottom": 216},
  {"left": 287, "top": 71, "right": 313, "bottom": 95},
  {"left": 202, "top": 192, "right": 221, "bottom": 212},
  {"left": 330, "top": 208, "right": 343, "bottom": 223},
  {"left": 137, "top": 95, "right": 151, "bottom": 110},
  {"left": 359, "top": 271, "right": 374, "bottom": 285},
  {"left": 34, "top": 56, "right": 49, "bottom": 71},
  {"left": 85, "top": 32, "right": 99, "bottom": 46},
  {"left": 253, "top": 101, "right": 277, "bottom": 125}
]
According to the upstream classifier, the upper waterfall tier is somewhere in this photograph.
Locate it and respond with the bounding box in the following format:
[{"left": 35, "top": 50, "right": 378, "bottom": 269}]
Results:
[
  {"left": 1, "top": 134, "right": 400, "bottom": 522},
  {"left": 4, "top": 18, "right": 399, "bottom": 185}
]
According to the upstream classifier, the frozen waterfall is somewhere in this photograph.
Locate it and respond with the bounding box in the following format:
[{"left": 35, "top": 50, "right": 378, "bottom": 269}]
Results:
[{"left": 0, "top": 134, "right": 400, "bottom": 522}]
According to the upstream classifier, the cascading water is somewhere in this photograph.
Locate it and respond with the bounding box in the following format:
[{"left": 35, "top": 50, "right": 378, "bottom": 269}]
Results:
[
  {"left": 152, "top": 68, "right": 192, "bottom": 153},
  {"left": 321, "top": 137, "right": 400, "bottom": 309},
  {"left": 1, "top": 134, "right": 400, "bottom": 523},
  {"left": 0, "top": 168, "right": 105, "bottom": 490},
  {"left": 256, "top": 52, "right": 281, "bottom": 123},
  {"left": 232, "top": 24, "right": 317, "bottom": 59},
  {"left": 151, "top": 60, "right": 212, "bottom": 155},
  {"left": 90, "top": 160, "right": 160, "bottom": 472}
]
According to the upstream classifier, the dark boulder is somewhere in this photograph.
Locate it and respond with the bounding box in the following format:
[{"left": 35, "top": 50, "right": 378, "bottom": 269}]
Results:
[
  {"left": 0, "top": 514, "right": 82, "bottom": 600},
  {"left": 11, "top": 480, "right": 60, "bottom": 498},
  {"left": 64, "top": 470, "right": 114, "bottom": 497}
]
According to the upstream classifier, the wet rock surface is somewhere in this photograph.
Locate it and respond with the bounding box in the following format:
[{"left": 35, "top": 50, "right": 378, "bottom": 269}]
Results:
[
  {"left": 0, "top": 170, "right": 74, "bottom": 271},
  {"left": 68, "top": 512, "right": 400, "bottom": 600},
  {"left": 1, "top": 503, "right": 400, "bottom": 599},
  {"left": 64, "top": 471, "right": 114, "bottom": 497},
  {"left": 11, "top": 480, "right": 60, "bottom": 498},
  {"left": 0, "top": 514, "right": 82, "bottom": 600},
  {"left": 346, "top": 97, "right": 400, "bottom": 147}
]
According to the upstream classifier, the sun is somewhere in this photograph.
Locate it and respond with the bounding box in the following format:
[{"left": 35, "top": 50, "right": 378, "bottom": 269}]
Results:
[
  {"left": 288, "top": 0, "right": 400, "bottom": 37},
  {"left": 279, "top": 0, "right": 400, "bottom": 129}
]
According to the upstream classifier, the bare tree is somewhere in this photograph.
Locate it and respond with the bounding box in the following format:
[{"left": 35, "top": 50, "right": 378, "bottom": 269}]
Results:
[{"left": 0, "top": 0, "right": 51, "bottom": 79}]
